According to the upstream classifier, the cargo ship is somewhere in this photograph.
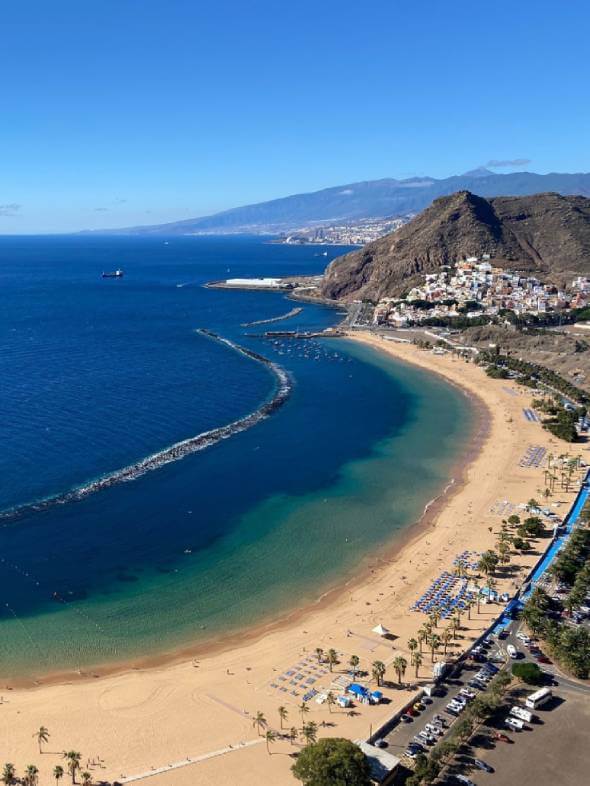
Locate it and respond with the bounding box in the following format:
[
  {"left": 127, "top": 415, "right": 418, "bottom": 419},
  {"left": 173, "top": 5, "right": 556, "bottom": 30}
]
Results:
[{"left": 102, "top": 269, "right": 124, "bottom": 278}]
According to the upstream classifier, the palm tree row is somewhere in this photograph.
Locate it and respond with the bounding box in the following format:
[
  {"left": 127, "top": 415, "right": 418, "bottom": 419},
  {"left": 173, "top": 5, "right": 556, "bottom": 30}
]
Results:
[
  {"left": 252, "top": 707, "right": 319, "bottom": 756},
  {"left": 3, "top": 729, "right": 92, "bottom": 786}
]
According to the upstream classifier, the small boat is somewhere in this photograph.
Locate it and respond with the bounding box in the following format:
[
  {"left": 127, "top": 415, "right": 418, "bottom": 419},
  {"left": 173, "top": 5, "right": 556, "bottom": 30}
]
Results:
[{"left": 102, "top": 269, "right": 124, "bottom": 278}]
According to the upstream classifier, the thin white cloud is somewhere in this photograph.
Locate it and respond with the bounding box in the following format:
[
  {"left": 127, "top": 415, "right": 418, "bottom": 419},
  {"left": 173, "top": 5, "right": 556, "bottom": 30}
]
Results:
[
  {"left": 0, "top": 203, "right": 21, "bottom": 216},
  {"left": 486, "top": 158, "right": 531, "bottom": 168}
]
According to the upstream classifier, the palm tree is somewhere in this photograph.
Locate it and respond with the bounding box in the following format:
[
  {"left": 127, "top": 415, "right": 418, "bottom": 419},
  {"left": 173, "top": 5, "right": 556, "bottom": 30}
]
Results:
[
  {"left": 289, "top": 727, "right": 299, "bottom": 746},
  {"left": 441, "top": 628, "right": 452, "bottom": 655},
  {"left": 299, "top": 701, "right": 310, "bottom": 725},
  {"left": 498, "top": 541, "right": 511, "bottom": 566},
  {"left": 466, "top": 598, "right": 475, "bottom": 621},
  {"left": 417, "top": 627, "right": 428, "bottom": 653},
  {"left": 349, "top": 654, "right": 360, "bottom": 677},
  {"left": 278, "top": 705, "right": 288, "bottom": 729},
  {"left": 264, "top": 730, "right": 277, "bottom": 755},
  {"left": 454, "top": 559, "right": 468, "bottom": 579},
  {"left": 252, "top": 711, "right": 267, "bottom": 736},
  {"left": 429, "top": 607, "right": 441, "bottom": 629},
  {"left": 1, "top": 764, "right": 15, "bottom": 786},
  {"left": 478, "top": 550, "right": 499, "bottom": 578},
  {"left": 63, "top": 752, "right": 81, "bottom": 785},
  {"left": 326, "top": 691, "right": 336, "bottom": 713},
  {"left": 80, "top": 774, "right": 91, "bottom": 786},
  {"left": 314, "top": 647, "right": 324, "bottom": 664},
  {"left": 33, "top": 726, "right": 50, "bottom": 754},
  {"left": 473, "top": 581, "right": 482, "bottom": 614},
  {"left": 371, "top": 660, "right": 386, "bottom": 687},
  {"left": 53, "top": 766, "right": 64, "bottom": 786},
  {"left": 407, "top": 637, "right": 418, "bottom": 656},
  {"left": 326, "top": 649, "right": 338, "bottom": 672},
  {"left": 392, "top": 655, "right": 407, "bottom": 685},
  {"left": 411, "top": 650, "right": 423, "bottom": 678},
  {"left": 302, "top": 721, "right": 318, "bottom": 745},
  {"left": 24, "top": 766, "right": 39, "bottom": 786},
  {"left": 429, "top": 633, "right": 441, "bottom": 663}
]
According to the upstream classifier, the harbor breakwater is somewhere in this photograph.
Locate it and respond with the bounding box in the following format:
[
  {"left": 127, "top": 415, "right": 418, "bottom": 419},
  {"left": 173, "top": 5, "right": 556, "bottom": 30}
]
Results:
[
  {"left": 240, "top": 307, "right": 303, "bottom": 328},
  {"left": 0, "top": 331, "right": 291, "bottom": 524}
]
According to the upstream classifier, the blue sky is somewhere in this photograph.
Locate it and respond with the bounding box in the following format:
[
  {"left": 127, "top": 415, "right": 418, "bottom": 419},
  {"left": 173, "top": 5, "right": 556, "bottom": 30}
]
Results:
[{"left": 1, "top": 0, "right": 589, "bottom": 232}]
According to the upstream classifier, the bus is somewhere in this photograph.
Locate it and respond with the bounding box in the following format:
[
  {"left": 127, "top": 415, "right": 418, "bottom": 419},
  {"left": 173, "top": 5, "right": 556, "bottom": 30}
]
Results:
[{"left": 525, "top": 687, "right": 552, "bottom": 710}]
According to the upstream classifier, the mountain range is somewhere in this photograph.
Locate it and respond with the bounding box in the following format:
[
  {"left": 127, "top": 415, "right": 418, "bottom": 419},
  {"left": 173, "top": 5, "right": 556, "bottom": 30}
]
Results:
[
  {"left": 95, "top": 169, "right": 590, "bottom": 235},
  {"left": 320, "top": 191, "right": 590, "bottom": 301}
]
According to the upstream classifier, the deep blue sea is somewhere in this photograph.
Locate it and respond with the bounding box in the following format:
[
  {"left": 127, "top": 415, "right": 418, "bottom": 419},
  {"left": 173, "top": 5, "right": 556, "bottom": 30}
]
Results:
[{"left": 0, "top": 236, "right": 473, "bottom": 677}]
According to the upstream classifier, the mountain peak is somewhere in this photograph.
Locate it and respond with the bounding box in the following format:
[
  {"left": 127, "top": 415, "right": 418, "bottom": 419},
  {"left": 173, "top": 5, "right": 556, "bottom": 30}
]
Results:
[
  {"left": 461, "top": 167, "right": 495, "bottom": 178},
  {"left": 320, "top": 191, "right": 590, "bottom": 301}
]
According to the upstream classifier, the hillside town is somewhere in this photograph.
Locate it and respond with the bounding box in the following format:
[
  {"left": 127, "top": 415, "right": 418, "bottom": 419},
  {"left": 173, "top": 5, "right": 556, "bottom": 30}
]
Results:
[
  {"left": 279, "top": 215, "right": 411, "bottom": 246},
  {"left": 372, "top": 257, "right": 590, "bottom": 327}
]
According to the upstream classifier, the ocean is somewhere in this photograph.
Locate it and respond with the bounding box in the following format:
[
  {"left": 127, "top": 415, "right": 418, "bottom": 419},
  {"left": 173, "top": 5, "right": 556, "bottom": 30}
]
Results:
[{"left": 0, "top": 235, "right": 473, "bottom": 678}]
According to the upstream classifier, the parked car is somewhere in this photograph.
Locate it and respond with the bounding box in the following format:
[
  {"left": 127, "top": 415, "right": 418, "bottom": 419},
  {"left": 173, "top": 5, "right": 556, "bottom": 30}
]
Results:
[
  {"left": 468, "top": 679, "right": 486, "bottom": 689},
  {"left": 401, "top": 713, "right": 412, "bottom": 723},
  {"left": 472, "top": 758, "right": 494, "bottom": 772},
  {"left": 454, "top": 775, "right": 476, "bottom": 786},
  {"left": 493, "top": 732, "right": 513, "bottom": 743},
  {"left": 374, "top": 738, "right": 387, "bottom": 748}
]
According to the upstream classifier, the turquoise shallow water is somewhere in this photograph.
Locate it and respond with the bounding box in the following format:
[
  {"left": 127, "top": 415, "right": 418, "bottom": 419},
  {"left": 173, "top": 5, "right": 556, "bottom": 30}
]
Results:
[{"left": 0, "top": 237, "right": 473, "bottom": 678}]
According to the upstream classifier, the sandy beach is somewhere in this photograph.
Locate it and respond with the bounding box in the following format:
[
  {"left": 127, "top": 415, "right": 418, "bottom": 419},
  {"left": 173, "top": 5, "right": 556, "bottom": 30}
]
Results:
[{"left": 1, "top": 331, "right": 584, "bottom": 786}]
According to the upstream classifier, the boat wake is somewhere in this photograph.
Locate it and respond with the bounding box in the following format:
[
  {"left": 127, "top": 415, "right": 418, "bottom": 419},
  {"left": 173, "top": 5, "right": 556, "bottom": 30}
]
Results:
[{"left": 0, "top": 330, "right": 291, "bottom": 524}]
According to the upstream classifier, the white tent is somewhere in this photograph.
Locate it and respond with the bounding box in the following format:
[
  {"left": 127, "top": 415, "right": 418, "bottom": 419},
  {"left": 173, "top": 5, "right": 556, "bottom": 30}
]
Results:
[{"left": 372, "top": 623, "right": 390, "bottom": 637}]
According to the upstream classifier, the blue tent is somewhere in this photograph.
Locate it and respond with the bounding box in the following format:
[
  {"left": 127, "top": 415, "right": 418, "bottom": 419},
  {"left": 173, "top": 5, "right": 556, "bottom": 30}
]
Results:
[{"left": 347, "top": 683, "right": 368, "bottom": 698}]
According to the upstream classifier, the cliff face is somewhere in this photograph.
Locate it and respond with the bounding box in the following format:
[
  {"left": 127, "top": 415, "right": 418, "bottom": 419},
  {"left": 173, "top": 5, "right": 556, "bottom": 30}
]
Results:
[{"left": 320, "top": 191, "right": 590, "bottom": 300}]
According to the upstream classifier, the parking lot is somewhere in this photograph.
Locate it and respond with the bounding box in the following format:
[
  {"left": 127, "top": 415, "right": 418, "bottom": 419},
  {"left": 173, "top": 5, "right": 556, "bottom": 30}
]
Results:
[
  {"left": 383, "top": 652, "right": 504, "bottom": 760},
  {"left": 444, "top": 684, "right": 590, "bottom": 786},
  {"left": 381, "top": 607, "right": 590, "bottom": 786}
]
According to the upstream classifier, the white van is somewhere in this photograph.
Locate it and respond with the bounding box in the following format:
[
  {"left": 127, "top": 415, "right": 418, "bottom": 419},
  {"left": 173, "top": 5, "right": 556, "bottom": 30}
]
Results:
[
  {"left": 506, "top": 644, "right": 518, "bottom": 658},
  {"left": 505, "top": 716, "right": 524, "bottom": 731}
]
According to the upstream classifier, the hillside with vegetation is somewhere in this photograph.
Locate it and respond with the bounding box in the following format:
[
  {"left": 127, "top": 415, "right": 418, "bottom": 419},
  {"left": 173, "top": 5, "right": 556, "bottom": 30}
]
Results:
[{"left": 320, "top": 191, "right": 590, "bottom": 300}]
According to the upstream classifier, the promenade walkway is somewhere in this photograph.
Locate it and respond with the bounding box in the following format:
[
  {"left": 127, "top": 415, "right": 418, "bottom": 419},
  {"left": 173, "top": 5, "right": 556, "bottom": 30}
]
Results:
[{"left": 118, "top": 739, "right": 263, "bottom": 783}]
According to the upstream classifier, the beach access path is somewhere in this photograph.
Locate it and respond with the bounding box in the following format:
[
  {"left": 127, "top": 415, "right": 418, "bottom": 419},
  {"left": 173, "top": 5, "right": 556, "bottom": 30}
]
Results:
[{"left": 1, "top": 331, "right": 582, "bottom": 786}]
